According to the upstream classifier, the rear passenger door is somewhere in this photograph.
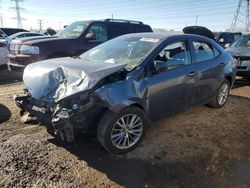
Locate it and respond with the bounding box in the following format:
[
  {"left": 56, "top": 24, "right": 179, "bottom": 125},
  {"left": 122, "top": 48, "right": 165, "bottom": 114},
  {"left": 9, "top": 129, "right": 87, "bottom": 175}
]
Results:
[{"left": 190, "top": 40, "right": 223, "bottom": 106}]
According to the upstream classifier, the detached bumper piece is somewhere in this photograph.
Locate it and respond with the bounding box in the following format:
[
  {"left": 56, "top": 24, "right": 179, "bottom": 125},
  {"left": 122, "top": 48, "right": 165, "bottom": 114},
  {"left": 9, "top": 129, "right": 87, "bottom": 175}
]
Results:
[
  {"left": 14, "top": 95, "right": 75, "bottom": 142},
  {"left": 14, "top": 95, "right": 51, "bottom": 124}
]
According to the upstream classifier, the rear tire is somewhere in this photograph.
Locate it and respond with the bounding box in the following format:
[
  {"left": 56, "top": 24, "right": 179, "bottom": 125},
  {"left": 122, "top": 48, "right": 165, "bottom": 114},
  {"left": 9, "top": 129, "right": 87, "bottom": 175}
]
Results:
[
  {"left": 208, "top": 80, "right": 230, "bottom": 108},
  {"left": 97, "top": 107, "right": 148, "bottom": 154}
]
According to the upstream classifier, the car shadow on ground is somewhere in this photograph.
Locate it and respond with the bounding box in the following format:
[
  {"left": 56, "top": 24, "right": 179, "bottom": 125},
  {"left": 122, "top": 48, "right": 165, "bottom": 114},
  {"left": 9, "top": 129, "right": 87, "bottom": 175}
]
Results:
[
  {"left": 46, "top": 94, "right": 250, "bottom": 187},
  {"left": 0, "top": 67, "right": 22, "bottom": 85},
  {"left": 49, "top": 135, "right": 214, "bottom": 188},
  {"left": 0, "top": 103, "right": 11, "bottom": 123}
]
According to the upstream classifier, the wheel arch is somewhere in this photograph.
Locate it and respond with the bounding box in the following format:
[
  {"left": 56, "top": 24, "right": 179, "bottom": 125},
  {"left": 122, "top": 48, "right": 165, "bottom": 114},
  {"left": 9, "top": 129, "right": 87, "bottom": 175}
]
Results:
[{"left": 225, "top": 75, "right": 233, "bottom": 87}]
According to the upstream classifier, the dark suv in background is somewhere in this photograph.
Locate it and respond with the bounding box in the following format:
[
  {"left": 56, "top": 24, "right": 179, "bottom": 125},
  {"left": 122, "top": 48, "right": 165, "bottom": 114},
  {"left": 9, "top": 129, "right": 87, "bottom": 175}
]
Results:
[
  {"left": 8, "top": 19, "right": 153, "bottom": 71},
  {"left": 214, "top": 32, "right": 241, "bottom": 48}
]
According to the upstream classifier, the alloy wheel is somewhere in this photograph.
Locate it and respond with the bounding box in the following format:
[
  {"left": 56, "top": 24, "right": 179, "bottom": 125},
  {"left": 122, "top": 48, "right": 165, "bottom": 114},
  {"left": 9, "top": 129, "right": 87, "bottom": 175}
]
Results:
[
  {"left": 218, "top": 83, "right": 229, "bottom": 106},
  {"left": 111, "top": 114, "right": 143, "bottom": 149}
]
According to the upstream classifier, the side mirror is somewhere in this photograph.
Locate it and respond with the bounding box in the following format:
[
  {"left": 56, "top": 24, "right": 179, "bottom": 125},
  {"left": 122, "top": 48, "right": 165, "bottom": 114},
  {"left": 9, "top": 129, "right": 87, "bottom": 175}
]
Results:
[
  {"left": 224, "top": 43, "right": 230, "bottom": 48},
  {"left": 85, "top": 32, "right": 96, "bottom": 41},
  {"left": 219, "top": 38, "right": 224, "bottom": 43},
  {"left": 154, "top": 60, "right": 168, "bottom": 73}
]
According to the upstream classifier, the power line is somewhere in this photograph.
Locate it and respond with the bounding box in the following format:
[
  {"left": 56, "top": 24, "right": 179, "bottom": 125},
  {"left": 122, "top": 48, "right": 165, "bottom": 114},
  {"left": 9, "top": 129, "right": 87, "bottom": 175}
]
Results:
[
  {"left": 230, "top": 0, "right": 250, "bottom": 32},
  {"left": 27, "top": 0, "right": 232, "bottom": 16}
]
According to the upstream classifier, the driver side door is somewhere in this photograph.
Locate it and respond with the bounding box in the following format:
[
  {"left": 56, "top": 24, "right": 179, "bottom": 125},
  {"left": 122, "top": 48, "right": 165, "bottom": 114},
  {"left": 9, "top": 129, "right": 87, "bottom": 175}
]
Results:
[{"left": 145, "top": 39, "right": 195, "bottom": 121}]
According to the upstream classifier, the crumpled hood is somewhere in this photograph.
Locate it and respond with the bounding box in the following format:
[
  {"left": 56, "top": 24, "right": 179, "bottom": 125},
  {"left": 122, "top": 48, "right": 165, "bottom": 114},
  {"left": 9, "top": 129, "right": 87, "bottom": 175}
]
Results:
[{"left": 23, "top": 57, "right": 127, "bottom": 103}]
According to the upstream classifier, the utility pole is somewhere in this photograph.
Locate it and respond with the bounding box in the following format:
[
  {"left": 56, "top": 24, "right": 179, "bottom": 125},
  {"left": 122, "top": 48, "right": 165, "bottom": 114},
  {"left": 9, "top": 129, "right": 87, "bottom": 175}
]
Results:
[
  {"left": 230, "top": 0, "right": 250, "bottom": 32},
  {"left": 195, "top": 15, "right": 199, "bottom": 26},
  {"left": 38, "top": 19, "right": 43, "bottom": 31},
  {"left": 10, "top": 0, "right": 25, "bottom": 28}
]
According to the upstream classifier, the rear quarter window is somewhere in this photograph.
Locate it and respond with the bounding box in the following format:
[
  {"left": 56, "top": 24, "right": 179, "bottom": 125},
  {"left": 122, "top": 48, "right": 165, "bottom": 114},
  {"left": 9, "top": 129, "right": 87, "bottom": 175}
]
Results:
[
  {"left": 213, "top": 47, "right": 221, "bottom": 58},
  {"left": 192, "top": 41, "right": 215, "bottom": 62}
]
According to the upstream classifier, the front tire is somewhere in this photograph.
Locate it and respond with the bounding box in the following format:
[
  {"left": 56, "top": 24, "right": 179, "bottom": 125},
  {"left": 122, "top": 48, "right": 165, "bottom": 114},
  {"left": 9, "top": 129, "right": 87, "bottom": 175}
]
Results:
[
  {"left": 208, "top": 80, "right": 230, "bottom": 108},
  {"left": 97, "top": 107, "right": 148, "bottom": 154}
]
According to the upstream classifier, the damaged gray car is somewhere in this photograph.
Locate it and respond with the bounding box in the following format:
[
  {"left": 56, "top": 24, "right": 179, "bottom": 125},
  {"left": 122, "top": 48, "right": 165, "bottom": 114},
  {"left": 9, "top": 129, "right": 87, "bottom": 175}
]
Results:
[{"left": 15, "top": 33, "right": 236, "bottom": 153}]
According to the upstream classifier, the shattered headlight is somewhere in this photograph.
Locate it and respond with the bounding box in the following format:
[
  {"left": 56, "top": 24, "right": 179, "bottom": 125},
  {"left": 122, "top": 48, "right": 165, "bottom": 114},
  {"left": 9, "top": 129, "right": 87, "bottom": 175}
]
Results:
[{"left": 20, "top": 45, "right": 39, "bottom": 55}]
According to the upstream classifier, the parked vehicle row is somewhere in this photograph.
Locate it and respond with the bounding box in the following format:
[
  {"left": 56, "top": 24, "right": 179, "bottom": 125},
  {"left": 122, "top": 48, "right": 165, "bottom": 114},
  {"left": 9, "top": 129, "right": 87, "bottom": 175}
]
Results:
[
  {"left": 0, "top": 28, "right": 46, "bottom": 66},
  {"left": 7, "top": 19, "right": 153, "bottom": 72}
]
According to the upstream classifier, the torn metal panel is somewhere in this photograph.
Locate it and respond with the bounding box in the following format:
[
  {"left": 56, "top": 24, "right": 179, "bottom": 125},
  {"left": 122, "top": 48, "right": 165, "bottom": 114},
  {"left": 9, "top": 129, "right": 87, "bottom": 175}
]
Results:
[{"left": 23, "top": 57, "right": 127, "bottom": 103}]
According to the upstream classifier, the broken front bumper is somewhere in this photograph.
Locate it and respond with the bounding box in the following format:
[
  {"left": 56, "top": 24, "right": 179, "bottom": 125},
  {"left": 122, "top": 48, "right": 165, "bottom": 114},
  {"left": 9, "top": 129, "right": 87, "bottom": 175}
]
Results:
[
  {"left": 14, "top": 93, "right": 105, "bottom": 143},
  {"left": 14, "top": 95, "right": 75, "bottom": 142}
]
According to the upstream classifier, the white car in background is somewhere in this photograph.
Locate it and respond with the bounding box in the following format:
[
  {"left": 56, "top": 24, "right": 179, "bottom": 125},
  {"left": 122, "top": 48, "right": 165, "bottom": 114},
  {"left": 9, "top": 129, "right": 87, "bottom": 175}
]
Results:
[{"left": 0, "top": 39, "right": 8, "bottom": 66}]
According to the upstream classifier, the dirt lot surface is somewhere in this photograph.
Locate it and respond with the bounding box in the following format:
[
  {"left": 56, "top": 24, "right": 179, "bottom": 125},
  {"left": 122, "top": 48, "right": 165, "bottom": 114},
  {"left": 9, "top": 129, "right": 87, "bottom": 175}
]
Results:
[{"left": 0, "top": 68, "right": 250, "bottom": 188}]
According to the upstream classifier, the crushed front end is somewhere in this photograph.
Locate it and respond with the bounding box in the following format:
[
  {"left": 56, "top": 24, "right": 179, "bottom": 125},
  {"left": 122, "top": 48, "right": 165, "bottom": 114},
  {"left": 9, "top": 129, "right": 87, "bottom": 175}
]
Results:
[{"left": 15, "top": 90, "right": 106, "bottom": 142}]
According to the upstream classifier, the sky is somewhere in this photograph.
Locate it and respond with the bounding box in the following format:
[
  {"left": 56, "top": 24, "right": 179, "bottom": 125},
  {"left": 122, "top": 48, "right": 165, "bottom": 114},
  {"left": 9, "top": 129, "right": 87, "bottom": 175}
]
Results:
[{"left": 0, "top": 0, "right": 239, "bottom": 31}]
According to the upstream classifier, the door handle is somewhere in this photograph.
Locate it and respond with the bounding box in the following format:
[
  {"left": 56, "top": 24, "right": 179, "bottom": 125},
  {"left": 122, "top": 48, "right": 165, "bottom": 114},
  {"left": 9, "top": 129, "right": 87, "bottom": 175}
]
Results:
[
  {"left": 187, "top": 71, "right": 197, "bottom": 77},
  {"left": 219, "top": 62, "right": 226, "bottom": 67}
]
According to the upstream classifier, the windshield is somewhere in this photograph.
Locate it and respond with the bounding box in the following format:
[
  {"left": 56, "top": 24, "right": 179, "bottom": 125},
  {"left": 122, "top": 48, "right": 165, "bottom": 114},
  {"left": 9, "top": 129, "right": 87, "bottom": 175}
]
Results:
[
  {"left": 230, "top": 36, "right": 250, "bottom": 48},
  {"left": 80, "top": 35, "right": 161, "bottom": 70},
  {"left": 56, "top": 21, "right": 88, "bottom": 38}
]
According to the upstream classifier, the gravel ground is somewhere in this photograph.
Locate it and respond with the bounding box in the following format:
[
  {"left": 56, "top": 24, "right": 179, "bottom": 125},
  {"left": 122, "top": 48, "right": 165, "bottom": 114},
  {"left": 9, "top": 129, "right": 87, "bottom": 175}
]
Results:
[{"left": 0, "top": 68, "right": 250, "bottom": 188}]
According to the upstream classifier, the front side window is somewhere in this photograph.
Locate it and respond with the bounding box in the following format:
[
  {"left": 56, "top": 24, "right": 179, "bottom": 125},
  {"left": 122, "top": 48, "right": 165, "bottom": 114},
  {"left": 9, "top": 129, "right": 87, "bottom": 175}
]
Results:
[
  {"left": 192, "top": 41, "right": 214, "bottom": 62},
  {"left": 87, "top": 24, "right": 108, "bottom": 42},
  {"left": 153, "top": 41, "right": 191, "bottom": 73},
  {"left": 56, "top": 21, "right": 89, "bottom": 38}
]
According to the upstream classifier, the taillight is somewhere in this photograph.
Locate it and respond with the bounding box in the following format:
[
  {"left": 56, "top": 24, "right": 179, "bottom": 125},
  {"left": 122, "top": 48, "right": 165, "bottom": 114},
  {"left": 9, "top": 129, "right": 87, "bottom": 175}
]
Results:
[
  {"left": 232, "top": 58, "right": 238, "bottom": 68},
  {"left": 0, "top": 42, "right": 7, "bottom": 48}
]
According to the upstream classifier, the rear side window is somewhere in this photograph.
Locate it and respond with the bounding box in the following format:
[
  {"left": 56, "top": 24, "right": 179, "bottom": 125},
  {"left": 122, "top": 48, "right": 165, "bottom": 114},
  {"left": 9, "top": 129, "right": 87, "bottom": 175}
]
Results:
[
  {"left": 109, "top": 23, "right": 131, "bottom": 38},
  {"left": 192, "top": 41, "right": 214, "bottom": 62},
  {"left": 133, "top": 24, "right": 152, "bottom": 32}
]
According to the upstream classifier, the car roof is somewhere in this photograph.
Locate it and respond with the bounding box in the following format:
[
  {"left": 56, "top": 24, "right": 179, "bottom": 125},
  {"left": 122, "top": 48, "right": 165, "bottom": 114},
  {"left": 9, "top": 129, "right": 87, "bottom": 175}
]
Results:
[
  {"left": 73, "top": 19, "right": 148, "bottom": 25},
  {"left": 0, "top": 28, "right": 29, "bottom": 36},
  {"left": 121, "top": 32, "right": 216, "bottom": 42},
  {"left": 11, "top": 32, "right": 43, "bottom": 36}
]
